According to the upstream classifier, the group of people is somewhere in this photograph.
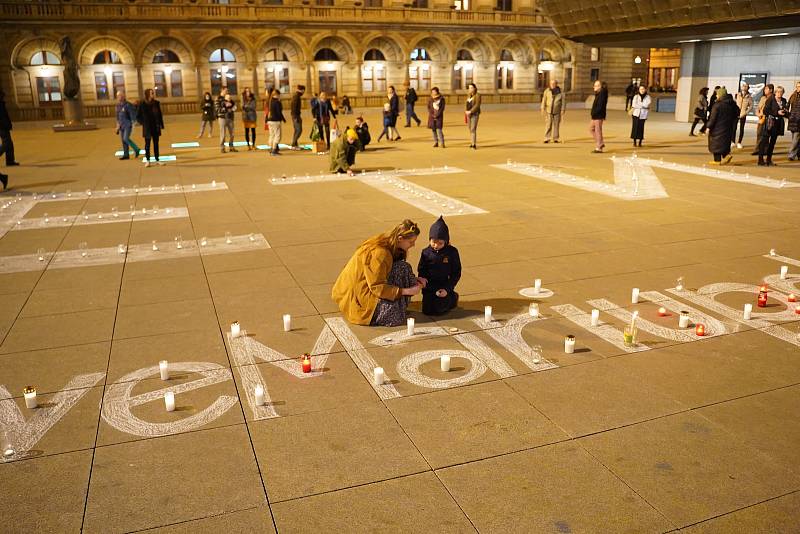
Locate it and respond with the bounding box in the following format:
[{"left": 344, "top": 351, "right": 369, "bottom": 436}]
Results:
[{"left": 693, "top": 82, "right": 799, "bottom": 166}]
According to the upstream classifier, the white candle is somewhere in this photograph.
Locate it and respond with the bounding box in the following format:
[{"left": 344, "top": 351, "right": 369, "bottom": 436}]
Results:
[
  {"left": 679, "top": 312, "right": 690, "bottom": 328},
  {"left": 564, "top": 336, "right": 575, "bottom": 354},
  {"left": 743, "top": 303, "right": 752, "bottom": 320},
  {"left": 282, "top": 314, "right": 292, "bottom": 332},
  {"left": 590, "top": 309, "right": 600, "bottom": 327},
  {"left": 159, "top": 360, "right": 169, "bottom": 381},
  {"left": 407, "top": 318, "right": 415, "bottom": 336},
  {"left": 230, "top": 321, "right": 240, "bottom": 338},
  {"left": 631, "top": 288, "right": 640, "bottom": 304},
  {"left": 484, "top": 305, "right": 493, "bottom": 323},
  {"left": 164, "top": 391, "right": 175, "bottom": 412},
  {"left": 254, "top": 384, "right": 265, "bottom": 406},
  {"left": 529, "top": 303, "right": 539, "bottom": 318},
  {"left": 23, "top": 387, "right": 37, "bottom": 409},
  {"left": 440, "top": 355, "right": 451, "bottom": 372},
  {"left": 533, "top": 278, "right": 542, "bottom": 294},
  {"left": 373, "top": 367, "right": 385, "bottom": 385},
  {"left": 780, "top": 265, "right": 789, "bottom": 280}
]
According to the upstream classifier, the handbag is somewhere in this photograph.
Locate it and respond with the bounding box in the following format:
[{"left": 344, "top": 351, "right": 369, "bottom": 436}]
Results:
[
  {"left": 309, "top": 121, "right": 321, "bottom": 141},
  {"left": 330, "top": 128, "right": 339, "bottom": 143}
]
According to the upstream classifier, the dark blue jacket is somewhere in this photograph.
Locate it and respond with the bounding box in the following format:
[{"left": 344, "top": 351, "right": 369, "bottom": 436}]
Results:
[
  {"left": 418, "top": 244, "right": 461, "bottom": 293},
  {"left": 116, "top": 100, "right": 137, "bottom": 128}
]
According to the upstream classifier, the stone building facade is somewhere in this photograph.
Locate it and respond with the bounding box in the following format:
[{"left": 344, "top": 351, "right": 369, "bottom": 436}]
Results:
[{"left": 0, "top": 0, "right": 644, "bottom": 120}]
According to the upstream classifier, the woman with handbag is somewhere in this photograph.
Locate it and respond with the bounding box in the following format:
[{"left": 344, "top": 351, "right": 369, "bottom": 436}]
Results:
[
  {"left": 757, "top": 84, "right": 786, "bottom": 166},
  {"left": 690, "top": 87, "right": 709, "bottom": 136},
  {"left": 137, "top": 88, "right": 165, "bottom": 167}
]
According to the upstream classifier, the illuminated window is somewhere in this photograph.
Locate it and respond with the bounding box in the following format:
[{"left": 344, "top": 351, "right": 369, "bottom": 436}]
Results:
[
  {"left": 410, "top": 48, "right": 429, "bottom": 61},
  {"left": 454, "top": 0, "right": 469, "bottom": 9},
  {"left": 94, "top": 72, "right": 110, "bottom": 99},
  {"left": 264, "top": 48, "right": 289, "bottom": 62},
  {"left": 409, "top": 65, "right": 431, "bottom": 91},
  {"left": 209, "top": 48, "right": 236, "bottom": 63},
  {"left": 497, "top": 64, "right": 514, "bottom": 90},
  {"left": 452, "top": 64, "right": 473, "bottom": 91},
  {"left": 590, "top": 47, "right": 600, "bottom": 61},
  {"left": 211, "top": 67, "right": 237, "bottom": 95},
  {"left": 36, "top": 77, "right": 62, "bottom": 104},
  {"left": 154, "top": 71, "right": 167, "bottom": 97},
  {"left": 170, "top": 70, "right": 183, "bottom": 97},
  {"left": 112, "top": 72, "right": 125, "bottom": 96},
  {"left": 362, "top": 64, "right": 386, "bottom": 93},
  {"left": 265, "top": 66, "right": 290, "bottom": 94},
  {"left": 30, "top": 51, "right": 60, "bottom": 66},
  {"left": 93, "top": 50, "right": 121, "bottom": 65},
  {"left": 153, "top": 49, "right": 180, "bottom": 63}
]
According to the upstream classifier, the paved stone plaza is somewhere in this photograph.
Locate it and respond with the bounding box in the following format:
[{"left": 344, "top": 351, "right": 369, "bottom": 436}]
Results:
[{"left": 1, "top": 107, "right": 799, "bottom": 533}]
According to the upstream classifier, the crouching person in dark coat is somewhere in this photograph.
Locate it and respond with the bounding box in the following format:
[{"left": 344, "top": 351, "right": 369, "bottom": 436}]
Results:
[
  {"left": 706, "top": 87, "right": 738, "bottom": 165},
  {"left": 418, "top": 216, "right": 461, "bottom": 316}
]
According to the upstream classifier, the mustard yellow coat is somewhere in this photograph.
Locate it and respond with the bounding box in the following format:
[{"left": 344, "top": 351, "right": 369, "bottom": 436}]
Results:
[{"left": 331, "top": 244, "right": 401, "bottom": 325}]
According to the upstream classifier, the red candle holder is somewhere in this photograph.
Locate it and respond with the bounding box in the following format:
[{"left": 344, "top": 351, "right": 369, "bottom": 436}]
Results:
[
  {"left": 789, "top": 293, "right": 797, "bottom": 303},
  {"left": 757, "top": 285, "right": 768, "bottom": 308},
  {"left": 795, "top": 305, "right": 800, "bottom": 315},
  {"left": 301, "top": 353, "right": 312, "bottom": 374},
  {"left": 695, "top": 324, "right": 706, "bottom": 336},
  {"left": 657, "top": 307, "right": 667, "bottom": 317}
]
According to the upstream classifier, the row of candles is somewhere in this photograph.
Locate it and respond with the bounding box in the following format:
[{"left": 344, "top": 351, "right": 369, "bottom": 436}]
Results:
[{"left": 22, "top": 181, "right": 218, "bottom": 201}]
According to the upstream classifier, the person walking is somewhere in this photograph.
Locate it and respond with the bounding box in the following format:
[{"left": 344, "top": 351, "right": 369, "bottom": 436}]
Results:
[
  {"left": 734, "top": 83, "right": 754, "bottom": 148},
  {"left": 589, "top": 80, "right": 608, "bottom": 153},
  {"left": 242, "top": 88, "right": 257, "bottom": 150},
  {"left": 706, "top": 87, "right": 737, "bottom": 165},
  {"left": 136, "top": 88, "right": 164, "bottom": 167},
  {"left": 115, "top": 90, "right": 140, "bottom": 160},
  {"left": 465, "top": 83, "right": 481, "bottom": 149},
  {"left": 757, "top": 84, "right": 786, "bottom": 166},
  {"left": 541, "top": 79, "right": 564, "bottom": 143},
  {"left": 312, "top": 91, "right": 337, "bottom": 148},
  {"left": 197, "top": 92, "right": 215, "bottom": 138},
  {"left": 387, "top": 86, "right": 401, "bottom": 141},
  {"left": 216, "top": 89, "right": 237, "bottom": 153},
  {"left": 0, "top": 89, "right": 18, "bottom": 170},
  {"left": 787, "top": 82, "right": 800, "bottom": 161},
  {"left": 690, "top": 87, "right": 709, "bottom": 136},
  {"left": 630, "top": 85, "right": 651, "bottom": 147},
  {"left": 708, "top": 85, "right": 721, "bottom": 113},
  {"left": 428, "top": 87, "right": 446, "bottom": 148},
  {"left": 266, "top": 88, "right": 286, "bottom": 156},
  {"left": 404, "top": 84, "right": 421, "bottom": 127},
  {"left": 290, "top": 85, "right": 305, "bottom": 150},
  {"left": 624, "top": 81, "right": 635, "bottom": 111}
]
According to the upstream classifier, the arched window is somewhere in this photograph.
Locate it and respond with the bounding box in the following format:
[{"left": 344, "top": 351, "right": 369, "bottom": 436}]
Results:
[
  {"left": 93, "top": 50, "right": 121, "bottom": 65},
  {"left": 456, "top": 49, "right": 473, "bottom": 61},
  {"left": 30, "top": 51, "right": 60, "bottom": 66},
  {"left": 209, "top": 48, "right": 236, "bottom": 63},
  {"left": 153, "top": 49, "right": 181, "bottom": 63},
  {"left": 410, "top": 48, "right": 429, "bottom": 61},
  {"left": 265, "top": 48, "right": 288, "bottom": 62},
  {"left": 539, "top": 50, "right": 553, "bottom": 62},
  {"left": 499, "top": 49, "right": 514, "bottom": 62},
  {"left": 314, "top": 48, "right": 339, "bottom": 61},
  {"left": 364, "top": 49, "right": 385, "bottom": 61}
]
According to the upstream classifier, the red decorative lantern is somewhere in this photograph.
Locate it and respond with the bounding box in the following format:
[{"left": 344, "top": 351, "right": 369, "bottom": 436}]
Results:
[
  {"left": 695, "top": 324, "right": 706, "bottom": 336},
  {"left": 757, "top": 285, "right": 768, "bottom": 308},
  {"left": 301, "top": 353, "right": 312, "bottom": 374}
]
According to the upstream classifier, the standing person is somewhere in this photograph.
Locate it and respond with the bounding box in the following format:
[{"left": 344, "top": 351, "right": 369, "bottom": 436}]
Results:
[
  {"left": 115, "top": 90, "right": 140, "bottom": 160},
  {"left": 216, "top": 89, "right": 237, "bottom": 153},
  {"left": 290, "top": 85, "right": 305, "bottom": 150},
  {"left": 708, "top": 85, "right": 721, "bottom": 114},
  {"left": 404, "top": 84, "right": 421, "bottom": 127},
  {"left": 312, "top": 92, "right": 337, "bottom": 148},
  {"left": 706, "top": 87, "right": 738, "bottom": 165},
  {"left": 465, "top": 83, "right": 481, "bottom": 149},
  {"left": 197, "top": 92, "right": 215, "bottom": 138},
  {"left": 241, "top": 88, "right": 257, "bottom": 151},
  {"left": 377, "top": 102, "right": 392, "bottom": 142},
  {"left": 690, "top": 87, "right": 709, "bottom": 136},
  {"left": 757, "top": 84, "right": 786, "bottom": 166},
  {"left": 331, "top": 219, "right": 424, "bottom": 327},
  {"left": 589, "top": 80, "right": 608, "bottom": 153},
  {"left": 387, "top": 86, "right": 401, "bottom": 141},
  {"left": 428, "top": 87, "right": 446, "bottom": 148},
  {"left": 266, "top": 88, "right": 286, "bottom": 156},
  {"left": 0, "top": 89, "right": 18, "bottom": 170},
  {"left": 734, "top": 83, "right": 754, "bottom": 148},
  {"left": 541, "top": 79, "right": 564, "bottom": 143},
  {"left": 341, "top": 95, "right": 352, "bottom": 114},
  {"left": 630, "top": 85, "right": 651, "bottom": 147},
  {"left": 624, "top": 81, "right": 635, "bottom": 111},
  {"left": 136, "top": 88, "right": 164, "bottom": 167},
  {"left": 751, "top": 87, "right": 770, "bottom": 155},
  {"left": 787, "top": 82, "right": 800, "bottom": 161}
]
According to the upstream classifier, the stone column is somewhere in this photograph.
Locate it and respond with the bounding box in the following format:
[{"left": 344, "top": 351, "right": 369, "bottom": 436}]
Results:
[
  {"left": 136, "top": 64, "right": 145, "bottom": 98},
  {"left": 675, "top": 42, "right": 710, "bottom": 122},
  {"left": 195, "top": 64, "right": 203, "bottom": 96}
]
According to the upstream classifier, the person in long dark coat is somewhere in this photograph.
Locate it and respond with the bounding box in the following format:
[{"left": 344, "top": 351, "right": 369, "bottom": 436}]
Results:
[
  {"left": 757, "top": 84, "right": 787, "bottom": 166},
  {"left": 427, "top": 87, "right": 445, "bottom": 148},
  {"left": 418, "top": 216, "right": 461, "bottom": 316},
  {"left": 706, "top": 87, "right": 738, "bottom": 165},
  {"left": 137, "top": 88, "right": 165, "bottom": 167},
  {"left": 387, "top": 86, "right": 401, "bottom": 141}
]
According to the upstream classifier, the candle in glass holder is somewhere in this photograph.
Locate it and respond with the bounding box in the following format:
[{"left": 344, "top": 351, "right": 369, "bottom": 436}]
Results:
[
  {"left": 533, "top": 278, "right": 542, "bottom": 295},
  {"left": 200, "top": 237, "right": 208, "bottom": 247},
  {"left": 795, "top": 305, "right": 800, "bottom": 315},
  {"left": 780, "top": 265, "right": 789, "bottom": 280},
  {"left": 37, "top": 248, "right": 45, "bottom": 262},
  {"left": 164, "top": 391, "right": 176, "bottom": 412},
  {"left": 159, "top": 360, "right": 169, "bottom": 381},
  {"left": 302, "top": 353, "right": 312, "bottom": 373},
  {"left": 440, "top": 355, "right": 451, "bottom": 372},
  {"left": 695, "top": 324, "right": 706, "bottom": 336},
  {"left": 679, "top": 311, "right": 690, "bottom": 328},
  {"left": 225, "top": 231, "right": 232, "bottom": 244},
  {"left": 282, "top": 314, "right": 292, "bottom": 332},
  {"left": 406, "top": 317, "right": 415, "bottom": 336},
  {"left": 788, "top": 293, "right": 797, "bottom": 302},
  {"left": 743, "top": 303, "right": 752, "bottom": 320},
  {"left": 757, "top": 285, "right": 768, "bottom": 308},
  {"left": 175, "top": 235, "right": 182, "bottom": 249},
  {"left": 117, "top": 244, "right": 126, "bottom": 255},
  {"left": 79, "top": 242, "right": 88, "bottom": 257},
  {"left": 564, "top": 335, "right": 575, "bottom": 354},
  {"left": 151, "top": 240, "right": 159, "bottom": 252},
  {"left": 623, "top": 325, "right": 637, "bottom": 347},
  {"left": 484, "top": 305, "right": 493, "bottom": 323},
  {"left": 23, "top": 386, "right": 37, "bottom": 409},
  {"left": 676, "top": 277, "right": 684, "bottom": 291},
  {"left": 254, "top": 384, "right": 265, "bottom": 406},
  {"left": 112, "top": 207, "right": 119, "bottom": 218},
  {"left": 590, "top": 309, "right": 600, "bottom": 326},
  {"left": 529, "top": 303, "right": 539, "bottom": 318},
  {"left": 631, "top": 288, "right": 640, "bottom": 304},
  {"left": 658, "top": 307, "right": 667, "bottom": 317},
  {"left": 373, "top": 367, "right": 385, "bottom": 385},
  {"left": 230, "top": 321, "right": 240, "bottom": 338},
  {"left": 43, "top": 213, "right": 49, "bottom": 224}
]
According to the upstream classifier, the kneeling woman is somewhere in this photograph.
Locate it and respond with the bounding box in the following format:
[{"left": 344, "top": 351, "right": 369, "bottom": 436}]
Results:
[{"left": 332, "top": 220, "right": 425, "bottom": 326}]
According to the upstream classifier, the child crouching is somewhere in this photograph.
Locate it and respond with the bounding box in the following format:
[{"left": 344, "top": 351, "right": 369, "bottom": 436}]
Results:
[{"left": 418, "top": 216, "right": 461, "bottom": 316}]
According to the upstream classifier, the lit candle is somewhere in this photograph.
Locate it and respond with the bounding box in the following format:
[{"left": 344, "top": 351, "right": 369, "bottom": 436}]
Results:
[
  {"left": 529, "top": 303, "right": 539, "bottom": 318},
  {"left": 788, "top": 293, "right": 797, "bottom": 302},
  {"left": 676, "top": 277, "right": 684, "bottom": 291},
  {"left": 373, "top": 367, "right": 385, "bottom": 385},
  {"left": 164, "top": 391, "right": 176, "bottom": 412},
  {"left": 679, "top": 311, "right": 690, "bottom": 328},
  {"left": 302, "top": 353, "right": 312, "bottom": 373},
  {"left": 533, "top": 278, "right": 542, "bottom": 295},
  {"left": 795, "top": 305, "right": 800, "bottom": 315},
  {"left": 695, "top": 324, "right": 706, "bottom": 336},
  {"left": 743, "top": 303, "right": 752, "bottom": 320},
  {"left": 590, "top": 309, "right": 600, "bottom": 326},
  {"left": 212, "top": 180, "right": 217, "bottom": 188},
  {"left": 117, "top": 244, "right": 126, "bottom": 255},
  {"left": 658, "top": 307, "right": 667, "bottom": 316},
  {"left": 225, "top": 232, "right": 232, "bottom": 244},
  {"left": 484, "top": 305, "right": 493, "bottom": 323},
  {"left": 230, "top": 321, "right": 240, "bottom": 338},
  {"left": 564, "top": 335, "right": 576, "bottom": 354},
  {"left": 37, "top": 248, "right": 45, "bottom": 262},
  {"left": 631, "top": 288, "right": 640, "bottom": 304},
  {"left": 757, "top": 285, "right": 768, "bottom": 308},
  {"left": 23, "top": 386, "right": 37, "bottom": 409},
  {"left": 151, "top": 241, "right": 159, "bottom": 252},
  {"left": 283, "top": 314, "right": 292, "bottom": 332},
  {"left": 159, "top": 360, "right": 169, "bottom": 381},
  {"left": 780, "top": 265, "right": 789, "bottom": 280},
  {"left": 440, "top": 355, "right": 451, "bottom": 372},
  {"left": 254, "top": 384, "right": 265, "bottom": 406},
  {"left": 407, "top": 318, "right": 415, "bottom": 337}
]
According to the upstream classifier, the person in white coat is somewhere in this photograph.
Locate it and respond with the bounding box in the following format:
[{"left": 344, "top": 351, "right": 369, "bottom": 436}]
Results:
[{"left": 630, "top": 85, "right": 651, "bottom": 147}]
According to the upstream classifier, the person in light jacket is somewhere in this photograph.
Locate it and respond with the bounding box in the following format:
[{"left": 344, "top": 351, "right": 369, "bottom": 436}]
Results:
[
  {"left": 427, "top": 87, "right": 446, "bottom": 148},
  {"left": 465, "top": 83, "right": 481, "bottom": 149},
  {"left": 734, "top": 83, "right": 754, "bottom": 149},
  {"left": 630, "top": 85, "right": 651, "bottom": 147},
  {"left": 541, "top": 79, "right": 565, "bottom": 143}
]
